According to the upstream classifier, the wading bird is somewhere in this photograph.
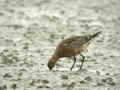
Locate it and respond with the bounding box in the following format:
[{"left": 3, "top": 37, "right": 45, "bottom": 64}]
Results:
[{"left": 48, "top": 31, "right": 101, "bottom": 70}]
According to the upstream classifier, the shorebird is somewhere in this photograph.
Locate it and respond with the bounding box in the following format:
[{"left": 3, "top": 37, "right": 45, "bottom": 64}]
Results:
[{"left": 48, "top": 31, "right": 101, "bottom": 70}]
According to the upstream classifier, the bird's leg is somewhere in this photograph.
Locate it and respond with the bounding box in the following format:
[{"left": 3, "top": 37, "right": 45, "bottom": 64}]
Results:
[
  {"left": 79, "top": 54, "right": 85, "bottom": 70},
  {"left": 70, "top": 56, "right": 76, "bottom": 70}
]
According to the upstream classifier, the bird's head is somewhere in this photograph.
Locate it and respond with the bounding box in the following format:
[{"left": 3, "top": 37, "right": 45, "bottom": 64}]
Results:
[
  {"left": 47, "top": 55, "right": 59, "bottom": 70},
  {"left": 48, "top": 60, "right": 55, "bottom": 70}
]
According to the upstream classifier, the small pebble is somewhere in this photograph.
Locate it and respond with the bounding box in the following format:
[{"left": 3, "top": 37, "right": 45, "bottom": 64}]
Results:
[
  {"left": 96, "top": 71, "right": 100, "bottom": 76},
  {"left": 37, "top": 85, "right": 50, "bottom": 88},
  {"left": 105, "top": 73, "right": 110, "bottom": 76},
  {"left": 62, "top": 83, "right": 68, "bottom": 87},
  {"left": 84, "top": 76, "right": 93, "bottom": 81},
  {"left": 11, "top": 84, "right": 17, "bottom": 89},
  {"left": 106, "top": 77, "right": 116, "bottom": 86},
  {"left": 29, "top": 80, "right": 36, "bottom": 86},
  {"left": 101, "top": 77, "right": 116, "bottom": 86},
  {"left": 42, "top": 80, "right": 49, "bottom": 84},
  {"left": 107, "top": 81, "right": 116, "bottom": 86},
  {"left": 61, "top": 75, "right": 68, "bottom": 80},
  {"left": 96, "top": 82, "right": 104, "bottom": 86},
  {"left": 80, "top": 80, "right": 86, "bottom": 84},
  {"left": 37, "top": 85, "right": 44, "bottom": 88},
  {"left": 3, "top": 73, "right": 12, "bottom": 78},
  {"left": 101, "top": 79, "right": 106, "bottom": 83}
]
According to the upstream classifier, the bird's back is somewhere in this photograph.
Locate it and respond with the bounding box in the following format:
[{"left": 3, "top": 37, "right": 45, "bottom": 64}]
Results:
[
  {"left": 59, "top": 35, "right": 90, "bottom": 49},
  {"left": 59, "top": 31, "right": 101, "bottom": 49}
]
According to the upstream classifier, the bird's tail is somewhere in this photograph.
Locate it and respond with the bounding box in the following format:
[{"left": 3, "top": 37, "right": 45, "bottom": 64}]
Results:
[
  {"left": 86, "top": 31, "right": 101, "bottom": 42},
  {"left": 90, "top": 31, "right": 101, "bottom": 39}
]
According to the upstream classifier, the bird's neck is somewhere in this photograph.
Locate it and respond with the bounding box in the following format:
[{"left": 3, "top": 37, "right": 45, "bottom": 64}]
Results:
[{"left": 50, "top": 54, "right": 59, "bottom": 64}]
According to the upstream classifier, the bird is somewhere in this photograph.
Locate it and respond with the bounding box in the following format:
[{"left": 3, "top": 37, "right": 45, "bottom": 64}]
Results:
[{"left": 48, "top": 31, "right": 101, "bottom": 70}]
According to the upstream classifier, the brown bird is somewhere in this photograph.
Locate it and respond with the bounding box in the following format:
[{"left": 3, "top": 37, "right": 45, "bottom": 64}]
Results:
[{"left": 48, "top": 31, "right": 101, "bottom": 70}]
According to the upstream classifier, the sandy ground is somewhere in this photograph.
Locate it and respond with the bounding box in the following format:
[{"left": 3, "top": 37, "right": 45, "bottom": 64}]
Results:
[{"left": 0, "top": 0, "right": 120, "bottom": 90}]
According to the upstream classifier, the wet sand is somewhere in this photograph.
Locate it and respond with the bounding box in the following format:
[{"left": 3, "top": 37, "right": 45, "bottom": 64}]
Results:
[{"left": 0, "top": 0, "right": 120, "bottom": 90}]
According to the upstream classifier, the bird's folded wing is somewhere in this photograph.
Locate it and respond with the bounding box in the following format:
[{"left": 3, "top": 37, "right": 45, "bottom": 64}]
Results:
[{"left": 62, "top": 36, "right": 89, "bottom": 49}]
